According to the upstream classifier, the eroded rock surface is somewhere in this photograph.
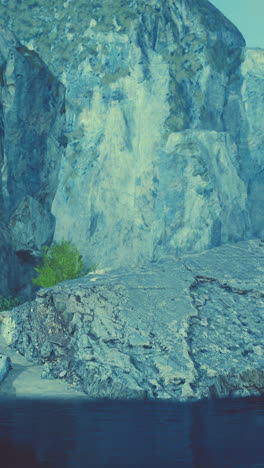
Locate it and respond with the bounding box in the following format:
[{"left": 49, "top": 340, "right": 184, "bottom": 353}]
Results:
[{"left": 4, "top": 240, "right": 264, "bottom": 402}]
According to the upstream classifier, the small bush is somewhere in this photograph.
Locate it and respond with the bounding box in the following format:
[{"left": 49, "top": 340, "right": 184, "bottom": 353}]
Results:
[
  {"left": 32, "top": 240, "right": 98, "bottom": 288},
  {"left": 0, "top": 295, "right": 21, "bottom": 312}
]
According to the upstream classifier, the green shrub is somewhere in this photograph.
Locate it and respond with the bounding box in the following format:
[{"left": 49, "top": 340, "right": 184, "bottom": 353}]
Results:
[
  {"left": 32, "top": 240, "right": 98, "bottom": 288},
  {"left": 0, "top": 295, "right": 21, "bottom": 312}
]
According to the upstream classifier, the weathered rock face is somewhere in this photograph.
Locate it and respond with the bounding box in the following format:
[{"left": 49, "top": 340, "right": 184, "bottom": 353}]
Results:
[
  {"left": 0, "top": 0, "right": 262, "bottom": 275},
  {"left": 49, "top": 0, "right": 253, "bottom": 269},
  {"left": 0, "top": 27, "right": 65, "bottom": 299},
  {"left": 240, "top": 49, "right": 264, "bottom": 238},
  {"left": 4, "top": 240, "right": 264, "bottom": 401}
]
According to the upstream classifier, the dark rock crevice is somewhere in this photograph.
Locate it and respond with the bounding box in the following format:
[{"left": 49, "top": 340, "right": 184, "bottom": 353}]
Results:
[{"left": 0, "top": 27, "right": 66, "bottom": 300}]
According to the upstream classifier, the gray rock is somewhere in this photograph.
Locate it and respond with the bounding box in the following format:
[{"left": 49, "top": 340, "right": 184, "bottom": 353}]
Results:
[
  {"left": 0, "top": 354, "right": 11, "bottom": 385},
  {"left": 49, "top": 0, "right": 251, "bottom": 270},
  {"left": 5, "top": 239, "right": 264, "bottom": 401},
  {"left": 240, "top": 49, "right": 264, "bottom": 238}
]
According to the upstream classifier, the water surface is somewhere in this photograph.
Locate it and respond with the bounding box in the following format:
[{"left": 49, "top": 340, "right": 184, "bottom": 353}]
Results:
[{"left": 0, "top": 396, "right": 264, "bottom": 467}]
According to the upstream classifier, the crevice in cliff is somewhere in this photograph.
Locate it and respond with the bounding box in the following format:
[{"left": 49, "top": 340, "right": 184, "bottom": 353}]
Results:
[
  {"left": 180, "top": 258, "right": 264, "bottom": 399},
  {"left": 180, "top": 258, "right": 262, "bottom": 298}
]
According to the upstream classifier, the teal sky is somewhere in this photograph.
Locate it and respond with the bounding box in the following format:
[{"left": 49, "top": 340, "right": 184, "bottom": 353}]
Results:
[{"left": 210, "top": 0, "right": 264, "bottom": 49}]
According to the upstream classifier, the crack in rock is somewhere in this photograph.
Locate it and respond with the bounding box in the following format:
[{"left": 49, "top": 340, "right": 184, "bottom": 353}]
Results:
[{"left": 187, "top": 275, "right": 264, "bottom": 399}]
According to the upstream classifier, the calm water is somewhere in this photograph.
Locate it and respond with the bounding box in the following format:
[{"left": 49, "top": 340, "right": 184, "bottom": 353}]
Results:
[{"left": 0, "top": 396, "right": 264, "bottom": 468}]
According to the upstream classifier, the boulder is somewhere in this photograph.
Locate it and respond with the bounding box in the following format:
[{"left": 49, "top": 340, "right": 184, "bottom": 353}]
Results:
[{"left": 4, "top": 239, "right": 264, "bottom": 401}]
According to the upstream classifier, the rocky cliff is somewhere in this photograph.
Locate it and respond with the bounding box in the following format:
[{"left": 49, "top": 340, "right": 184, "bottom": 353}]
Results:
[
  {"left": 0, "top": 0, "right": 263, "bottom": 291},
  {"left": 0, "top": 1, "right": 264, "bottom": 402}
]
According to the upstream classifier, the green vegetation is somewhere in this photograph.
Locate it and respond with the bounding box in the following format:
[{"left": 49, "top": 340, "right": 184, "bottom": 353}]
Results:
[
  {"left": 0, "top": 295, "right": 21, "bottom": 312},
  {"left": 0, "top": 241, "right": 96, "bottom": 310},
  {"left": 32, "top": 240, "right": 98, "bottom": 288}
]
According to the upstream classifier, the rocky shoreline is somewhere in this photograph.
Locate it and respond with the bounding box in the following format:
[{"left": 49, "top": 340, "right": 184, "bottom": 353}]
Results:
[
  {"left": 1, "top": 240, "right": 263, "bottom": 402},
  {"left": 0, "top": 314, "right": 87, "bottom": 399}
]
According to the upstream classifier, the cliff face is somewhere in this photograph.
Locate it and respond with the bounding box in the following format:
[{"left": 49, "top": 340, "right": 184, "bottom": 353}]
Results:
[
  {"left": 0, "top": 0, "right": 263, "bottom": 287},
  {"left": 50, "top": 0, "right": 251, "bottom": 268},
  {"left": 0, "top": 28, "right": 65, "bottom": 298},
  {"left": 240, "top": 49, "right": 264, "bottom": 238}
]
